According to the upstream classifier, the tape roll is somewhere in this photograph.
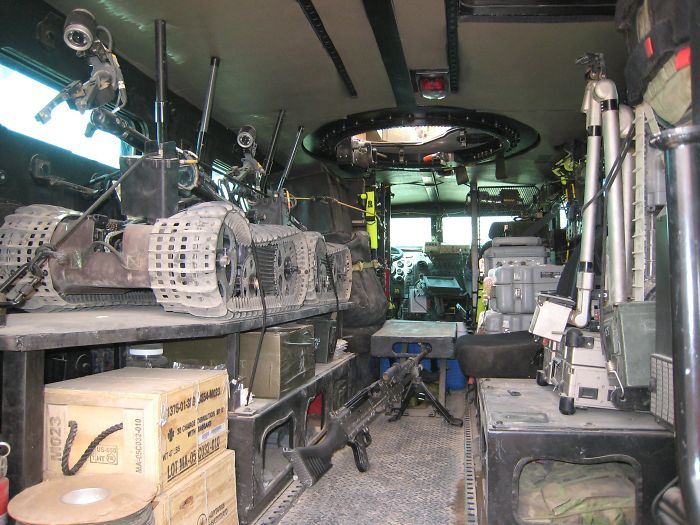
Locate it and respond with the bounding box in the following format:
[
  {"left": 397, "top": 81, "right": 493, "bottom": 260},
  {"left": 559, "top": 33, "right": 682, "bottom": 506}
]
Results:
[{"left": 8, "top": 474, "right": 156, "bottom": 525}]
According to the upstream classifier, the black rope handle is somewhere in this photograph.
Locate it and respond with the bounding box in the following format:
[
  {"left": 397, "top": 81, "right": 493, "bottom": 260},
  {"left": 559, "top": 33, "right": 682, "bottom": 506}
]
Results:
[{"left": 61, "top": 420, "right": 124, "bottom": 476}]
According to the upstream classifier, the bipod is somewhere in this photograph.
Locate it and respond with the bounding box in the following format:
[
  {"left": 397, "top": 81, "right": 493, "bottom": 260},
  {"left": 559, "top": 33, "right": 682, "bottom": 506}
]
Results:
[{"left": 389, "top": 376, "right": 463, "bottom": 427}]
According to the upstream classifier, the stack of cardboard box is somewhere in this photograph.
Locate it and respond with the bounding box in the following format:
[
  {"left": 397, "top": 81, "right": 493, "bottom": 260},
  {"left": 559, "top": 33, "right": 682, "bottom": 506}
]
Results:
[{"left": 43, "top": 367, "right": 238, "bottom": 525}]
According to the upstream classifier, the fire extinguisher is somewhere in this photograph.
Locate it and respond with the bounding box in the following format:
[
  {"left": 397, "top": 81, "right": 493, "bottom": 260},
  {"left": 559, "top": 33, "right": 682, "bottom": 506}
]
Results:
[{"left": 0, "top": 442, "right": 10, "bottom": 525}]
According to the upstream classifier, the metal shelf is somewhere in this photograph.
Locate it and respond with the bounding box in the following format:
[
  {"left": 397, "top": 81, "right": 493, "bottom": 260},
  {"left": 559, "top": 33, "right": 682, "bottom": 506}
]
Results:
[{"left": 0, "top": 303, "right": 350, "bottom": 351}]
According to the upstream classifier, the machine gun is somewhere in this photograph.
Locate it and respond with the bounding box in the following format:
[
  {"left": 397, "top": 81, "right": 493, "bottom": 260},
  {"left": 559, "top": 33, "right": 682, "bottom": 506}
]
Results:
[{"left": 283, "top": 344, "right": 462, "bottom": 487}]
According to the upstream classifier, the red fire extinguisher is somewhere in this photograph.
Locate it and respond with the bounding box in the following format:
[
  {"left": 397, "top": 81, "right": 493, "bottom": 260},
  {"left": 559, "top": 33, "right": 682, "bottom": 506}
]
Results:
[{"left": 0, "top": 442, "right": 10, "bottom": 525}]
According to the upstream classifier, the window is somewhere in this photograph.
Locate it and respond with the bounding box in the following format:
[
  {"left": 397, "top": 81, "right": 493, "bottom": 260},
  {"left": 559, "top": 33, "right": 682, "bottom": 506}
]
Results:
[
  {"left": 390, "top": 217, "right": 432, "bottom": 249},
  {"left": 0, "top": 62, "right": 123, "bottom": 168},
  {"left": 442, "top": 215, "right": 517, "bottom": 246}
]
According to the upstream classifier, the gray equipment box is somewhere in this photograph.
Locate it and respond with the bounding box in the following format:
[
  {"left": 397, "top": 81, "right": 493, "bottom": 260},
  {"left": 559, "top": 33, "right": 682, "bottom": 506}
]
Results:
[
  {"left": 240, "top": 324, "right": 316, "bottom": 399},
  {"left": 482, "top": 237, "right": 547, "bottom": 273},
  {"left": 479, "top": 310, "right": 533, "bottom": 334},
  {"left": 490, "top": 264, "right": 563, "bottom": 314},
  {"left": 555, "top": 329, "right": 617, "bottom": 414}
]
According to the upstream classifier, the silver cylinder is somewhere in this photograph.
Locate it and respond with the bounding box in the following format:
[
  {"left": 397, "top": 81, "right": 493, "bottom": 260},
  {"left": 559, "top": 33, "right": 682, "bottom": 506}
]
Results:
[
  {"left": 571, "top": 81, "right": 601, "bottom": 327},
  {"left": 651, "top": 125, "right": 700, "bottom": 524},
  {"left": 619, "top": 105, "right": 635, "bottom": 294},
  {"left": 596, "top": 80, "right": 627, "bottom": 305},
  {"left": 470, "top": 180, "right": 479, "bottom": 313}
]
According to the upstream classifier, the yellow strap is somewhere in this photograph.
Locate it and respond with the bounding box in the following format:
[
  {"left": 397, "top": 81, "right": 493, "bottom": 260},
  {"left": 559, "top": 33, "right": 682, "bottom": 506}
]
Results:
[{"left": 352, "top": 260, "right": 380, "bottom": 272}]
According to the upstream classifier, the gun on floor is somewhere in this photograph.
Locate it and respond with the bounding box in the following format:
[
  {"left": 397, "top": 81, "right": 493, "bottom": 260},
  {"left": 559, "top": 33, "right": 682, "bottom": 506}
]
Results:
[{"left": 283, "top": 343, "right": 462, "bottom": 487}]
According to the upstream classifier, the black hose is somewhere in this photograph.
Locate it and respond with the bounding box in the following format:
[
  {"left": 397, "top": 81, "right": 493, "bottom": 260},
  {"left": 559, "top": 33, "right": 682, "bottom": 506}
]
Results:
[{"left": 580, "top": 131, "right": 634, "bottom": 213}]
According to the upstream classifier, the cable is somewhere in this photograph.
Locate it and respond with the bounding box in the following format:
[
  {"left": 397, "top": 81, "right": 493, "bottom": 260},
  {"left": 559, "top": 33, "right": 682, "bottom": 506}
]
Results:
[
  {"left": 292, "top": 195, "right": 367, "bottom": 214},
  {"left": 54, "top": 154, "right": 152, "bottom": 248},
  {"left": 61, "top": 420, "right": 124, "bottom": 475},
  {"left": 580, "top": 131, "right": 634, "bottom": 213},
  {"left": 325, "top": 253, "right": 340, "bottom": 314},
  {"left": 245, "top": 237, "right": 268, "bottom": 406}
]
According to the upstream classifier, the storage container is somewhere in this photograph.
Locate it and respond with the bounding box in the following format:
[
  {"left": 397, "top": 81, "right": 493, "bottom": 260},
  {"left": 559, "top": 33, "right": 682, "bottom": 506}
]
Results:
[
  {"left": 239, "top": 324, "right": 315, "bottom": 399},
  {"left": 43, "top": 368, "right": 229, "bottom": 490},
  {"left": 153, "top": 449, "right": 238, "bottom": 525},
  {"left": 490, "top": 264, "right": 563, "bottom": 314},
  {"left": 479, "top": 310, "right": 533, "bottom": 334},
  {"left": 482, "top": 237, "right": 547, "bottom": 273},
  {"left": 310, "top": 318, "right": 337, "bottom": 364}
]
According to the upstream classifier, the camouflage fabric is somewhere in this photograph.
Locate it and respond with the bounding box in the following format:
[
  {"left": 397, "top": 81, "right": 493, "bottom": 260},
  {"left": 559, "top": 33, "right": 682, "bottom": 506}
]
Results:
[{"left": 517, "top": 461, "right": 636, "bottom": 524}]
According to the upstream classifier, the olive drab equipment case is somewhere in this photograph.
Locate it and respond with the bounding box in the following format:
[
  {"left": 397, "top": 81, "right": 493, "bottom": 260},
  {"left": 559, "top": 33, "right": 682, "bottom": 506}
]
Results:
[{"left": 615, "top": 0, "right": 692, "bottom": 124}]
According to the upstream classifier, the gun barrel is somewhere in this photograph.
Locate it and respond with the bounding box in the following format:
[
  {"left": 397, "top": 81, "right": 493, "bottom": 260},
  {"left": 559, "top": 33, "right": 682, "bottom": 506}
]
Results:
[{"left": 382, "top": 345, "right": 430, "bottom": 382}]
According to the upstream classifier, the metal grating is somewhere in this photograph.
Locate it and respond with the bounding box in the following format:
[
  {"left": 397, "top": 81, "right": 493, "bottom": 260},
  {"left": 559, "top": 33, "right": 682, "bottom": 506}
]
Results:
[
  {"left": 650, "top": 353, "right": 674, "bottom": 427},
  {"left": 463, "top": 394, "right": 479, "bottom": 523},
  {"left": 468, "top": 185, "right": 540, "bottom": 216},
  {"left": 275, "top": 396, "right": 468, "bottom": 524}
]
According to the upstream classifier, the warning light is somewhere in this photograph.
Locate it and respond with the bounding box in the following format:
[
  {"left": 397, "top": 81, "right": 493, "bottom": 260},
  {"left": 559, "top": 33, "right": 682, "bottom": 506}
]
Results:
[{"left": 415, "top": 70, "right": 449, "bottom": 100}]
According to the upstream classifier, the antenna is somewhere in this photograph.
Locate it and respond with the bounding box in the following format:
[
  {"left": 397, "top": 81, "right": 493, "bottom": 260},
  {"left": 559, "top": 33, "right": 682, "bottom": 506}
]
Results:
[
  {"left": 263, "top": 110, "right": 286, "bottom": 180},
  {"left": 154, "top": 19, "right": 168, "bottom": 144},
  {"left": 195, "top": 56, "right": 221, "bottom": 159},
  {"left": 277, "top": 126, "right": 304, "bottom": 192}
]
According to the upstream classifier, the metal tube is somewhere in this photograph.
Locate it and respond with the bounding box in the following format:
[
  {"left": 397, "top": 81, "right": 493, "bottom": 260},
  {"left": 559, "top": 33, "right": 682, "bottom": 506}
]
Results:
[
  {"left": 470, "top": 180, "right": 479, "bottom": 316},
  {"left": 692, "top": 0, "right": 700, "bottom": 125},
  {"left": 595, "top": 79, "right": 627, "bottom": 305},
  {"left": 154, "top": 19, "right": 168, "bottom": 144},
  {"left": 276, "top": 126, "right": 304, "bottom": 192},
  {"left": 651, "top": 125, "right": 700, "bottom": 525},
  {"left": 571, "top": 81, "right": 601, "bottom": 327},
  {"left": 195, "top": 56, "right": 220, "bottom": 159},
  {"left": 619, "top": 105, "right": 635, "bottom": 294},
  {"left": 264, "top": 110, "right": 286, "bottom": 177}
]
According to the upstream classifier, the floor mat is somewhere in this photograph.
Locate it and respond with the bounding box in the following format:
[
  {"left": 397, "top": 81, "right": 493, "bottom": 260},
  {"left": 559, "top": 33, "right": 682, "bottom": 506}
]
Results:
[{"left": 278, "top": 394, "right": 467, "bottom": 525}]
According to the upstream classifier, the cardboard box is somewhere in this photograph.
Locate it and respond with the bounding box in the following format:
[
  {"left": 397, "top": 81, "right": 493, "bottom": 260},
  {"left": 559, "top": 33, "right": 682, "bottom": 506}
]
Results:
[
  {"left": 154, "top": 449, "right": 238, "bottom": 525},
  {"left": 239, "top": 324, "right": 315, "bottom": 398},
  {"left": 44, "top": 368, "right": 229, "bottom": 489}
]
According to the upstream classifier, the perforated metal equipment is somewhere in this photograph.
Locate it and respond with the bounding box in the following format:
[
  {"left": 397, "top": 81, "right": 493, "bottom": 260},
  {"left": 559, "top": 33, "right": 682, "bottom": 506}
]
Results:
[
  {"left": 650, "top": 353, "right": 674, "bottom": 427},
  {"left": 0, "top": 201, "right": 352, "bottom": 318},
  {"left": 0, "top": 204, "right": 77, "bottom": 309}
]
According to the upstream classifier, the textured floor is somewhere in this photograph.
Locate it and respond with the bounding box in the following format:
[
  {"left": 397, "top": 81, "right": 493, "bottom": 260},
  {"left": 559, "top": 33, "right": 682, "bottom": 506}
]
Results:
[{"left": 278, "top": 395, "right": 467, "bottom": 525}]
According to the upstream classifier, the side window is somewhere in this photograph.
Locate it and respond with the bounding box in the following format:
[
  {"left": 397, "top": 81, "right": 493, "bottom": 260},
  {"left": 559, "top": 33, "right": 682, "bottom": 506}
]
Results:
[{"left": 0, "top": 61, "right": 124, "bottom": 168}]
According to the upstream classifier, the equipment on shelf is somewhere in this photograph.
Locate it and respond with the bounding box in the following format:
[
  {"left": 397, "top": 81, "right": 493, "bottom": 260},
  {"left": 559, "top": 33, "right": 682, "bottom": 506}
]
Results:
[
  {"left": 0, "top": 201, "right": 351, "bottom": 318},
  {"left": 0, "top": 14, "right": 353, "bottom": 320},
  {"left": 548, "top": 328, "right": 617, "bottom": 415}
]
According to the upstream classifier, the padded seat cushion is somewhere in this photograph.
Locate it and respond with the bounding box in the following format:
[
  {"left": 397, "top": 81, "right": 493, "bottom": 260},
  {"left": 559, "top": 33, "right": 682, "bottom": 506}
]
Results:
[{"left": 455, "top": 331, "right": 539, "bottom": 379}]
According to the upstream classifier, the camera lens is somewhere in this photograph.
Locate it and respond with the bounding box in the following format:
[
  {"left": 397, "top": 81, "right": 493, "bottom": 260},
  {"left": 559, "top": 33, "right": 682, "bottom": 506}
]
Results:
[
  {"left": 68, "top": 31, "right": 87, "bottom": 47},
  {"left": 237, "top": 126, "right": 257, "bottom": 149},
  {"left": 63, "top": 9, "right": 96, "bottom": 52}
]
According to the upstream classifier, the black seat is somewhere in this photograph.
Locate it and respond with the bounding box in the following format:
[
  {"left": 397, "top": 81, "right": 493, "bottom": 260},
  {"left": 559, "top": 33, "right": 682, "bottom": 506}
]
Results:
[
  {"left": 455, "top": 331, "right": 540, "bottom": 378},
  {"left": 454, "top": 246, "right": 580, "bottom": 379}
]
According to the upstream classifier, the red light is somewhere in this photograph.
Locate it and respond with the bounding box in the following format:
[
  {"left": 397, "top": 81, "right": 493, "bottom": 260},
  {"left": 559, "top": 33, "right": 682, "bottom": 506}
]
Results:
[
  {"left": 416, "top": 72, "right": 449, "bottom": 100},
  {"left": 419, "top": 77, "right": 446, "bottom": 92}
]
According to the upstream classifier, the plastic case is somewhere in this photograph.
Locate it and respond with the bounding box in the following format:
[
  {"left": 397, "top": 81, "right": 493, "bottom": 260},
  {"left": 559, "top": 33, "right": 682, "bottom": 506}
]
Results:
[
  {"left": 479, "top": 310, "right": 533, "bottom": 334},
  {"left": 482, "top": 237, "right": 547, "bottom": 274},
  {"left": 490, "top": 264, "right": 563, "bottom": 314}
]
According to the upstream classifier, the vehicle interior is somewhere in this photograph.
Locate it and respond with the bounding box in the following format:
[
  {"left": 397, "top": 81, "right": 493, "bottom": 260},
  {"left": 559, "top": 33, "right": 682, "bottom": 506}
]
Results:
[{"left": 0, "top": 0, "right": 696, "bottom": 523}]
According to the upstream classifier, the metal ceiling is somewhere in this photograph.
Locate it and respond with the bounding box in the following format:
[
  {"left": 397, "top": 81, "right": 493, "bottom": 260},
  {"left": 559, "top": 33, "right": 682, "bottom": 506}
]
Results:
[{"left": 46, "top": 0, "right": 626, "bottom": 207}]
